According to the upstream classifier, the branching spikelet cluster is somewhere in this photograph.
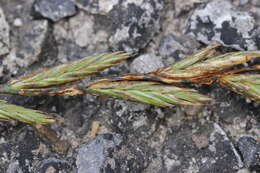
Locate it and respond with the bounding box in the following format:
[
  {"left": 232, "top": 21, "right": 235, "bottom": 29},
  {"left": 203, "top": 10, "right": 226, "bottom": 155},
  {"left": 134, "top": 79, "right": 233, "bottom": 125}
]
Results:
[{"left": 0, "top": 45, "right": 259, "bottom": 124}]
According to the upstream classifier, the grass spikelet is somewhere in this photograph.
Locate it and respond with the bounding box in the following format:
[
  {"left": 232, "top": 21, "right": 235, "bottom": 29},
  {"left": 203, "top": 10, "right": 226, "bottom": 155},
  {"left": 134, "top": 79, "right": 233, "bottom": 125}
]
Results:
[
  {"left": 0, "top": 100, "right": 55, "bottom": 124},
  {"left": 153, "top": 50, "right": 260, "bottom": 84},
  {"left": 219, "top": 73, "right": 260, "bottom": 101},
  {"left": 82, "top": 79, "right": 211, "bottom": 106},
  {"left": 0, "top": 52, "right": 130, "bottom": 96}
]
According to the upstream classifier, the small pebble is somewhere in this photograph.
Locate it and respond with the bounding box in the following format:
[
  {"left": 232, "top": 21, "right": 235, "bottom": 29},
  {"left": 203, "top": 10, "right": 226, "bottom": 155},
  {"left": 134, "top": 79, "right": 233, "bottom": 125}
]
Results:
[
  {"left": 236, "top": 168, "right": 250, "bottom": 173},
  {"left": 130, "top": 53, "right": 164, "bottom": 73},
  {"left": 192, "top": 134, "right": 209, "bottom": 149},
  {"left": 13, "top": 18, "right": 23, "bottom": 27},
  {"left": 238, "top": 136, "right": 260, "bottom": 168}
]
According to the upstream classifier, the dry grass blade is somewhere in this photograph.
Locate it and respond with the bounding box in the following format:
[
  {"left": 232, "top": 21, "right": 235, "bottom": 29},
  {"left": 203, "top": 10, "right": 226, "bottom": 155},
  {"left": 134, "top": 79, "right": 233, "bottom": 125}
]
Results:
[
  {"left": 82, "top": 79, "right": 211, "bottom": 106},
  {"left": 117, "top": 46, "right": 260, "bottom": 85},
  {"left": 154, "top": 50, "right": 260, "bottom": 84},
  {"left": 0, "top": 52, "right": 130, "bottom": 95},
  {"left": 219, "top": 73, "right": 260, "bottom": 101},
  {"left": 0, "top": 100, "right": 55, "bottom": 123},
  {"left": 186, "top": 51, "right": 260, "bottom": 72},
  {"left": 163, "top": 44, "right": 220, "bottom": 72}
]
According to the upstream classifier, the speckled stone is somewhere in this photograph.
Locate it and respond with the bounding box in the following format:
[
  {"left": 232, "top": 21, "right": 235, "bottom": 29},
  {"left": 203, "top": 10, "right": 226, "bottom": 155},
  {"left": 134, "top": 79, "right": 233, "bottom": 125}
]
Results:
[
  {"left": 187, "top": 0, "right": 260, "bottom": 50},
  {"left": 0, "top": 7, "right": 10, "bottom": 56},
  {"left": 76, "top": 0, "right": 119, "bottom": 15},
  {"left": 130, "top": 53, "right": 164, "bottom": 73},
  {"left": 76, "top": 133, "right": 122, "bottom": 173},
  {"left": 162, "top": 122, "right": 243, "bottom": 173},
  {"left": 32, "top": 0, "right": 77, "bottom": 22},
  {"left": 108, "top": 0, "right": 165, "bottom": 52},
  {"left": 3, "top": 20, "right": 50, "bottom": 74},
  {"left": 34, "top": 158, "right": 71, "bottom": 173},
  {"left": 238, "top": 136, "right": 260, "bottom": 169}
]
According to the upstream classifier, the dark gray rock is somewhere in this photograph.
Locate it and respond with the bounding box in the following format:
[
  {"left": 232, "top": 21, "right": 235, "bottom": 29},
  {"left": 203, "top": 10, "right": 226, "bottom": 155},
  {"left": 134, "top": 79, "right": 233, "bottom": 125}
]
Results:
[
  {"left": 32, "top": 0, "right": 77, "bottom": 22},
  {"left": 15, "top": 20, "right": 48, "bottom": 67},
  {"left": 53, "top": 11, "right": 110, "bottom": 64},
  {"left": 7, "top": 160, "right": 23, "bottom": 173},
  {"left": 158, "top": 34, "right": 200, "bottom": 65},
  {"left": 0, "top": 0, "right": 57, "bottom": 77},
  {"left": 130, "top": 53, "right": 164, "bottom": 73},
  {"left": 0, "top": 7, "right": 10, "bottom": 56},
  {"left": 0, "top": 142, "right": 14, "bottom": 171},
  {"left": 76, "top": 0, "right": 118, "bottom": 15},
  {"left": 141, "top": 124, "right": 168, "bottom": 173},
  {"left": 209, "top": 85, "right": 259, "bottom": 124},
  {"left": 76, "top": 0, "right": 166, "bottom": 53},
  {"left": 67, "top": 12, "right": 109, "bottom": 50},
  {"left": 0, "top": 127, "right": 43, "bottom": 173},
  {"left": 76, "top": 133, "right": 121, "bottom": 173},
  {"left": 76, "top": 133, "right": 151, "bottom": 173},
  {"left": 107, "top": 100, "right": 164, "bottom": 138},
  {"left": 238, "top": 136, "right": 260, "bottom": 169},
  {"left": 159, "top": 34, "right": 186, "bottom": 60},
  {"left": 162, "top": 122, "right": 243, "bottom": 173},
  {"left": 187, "top": 0, "right": 260, "bottom": 50},
  {"left": 56, "top": 0, "right": 165, "bottom": 57},
  {"left": 174, "top": 0, "right": 209, "bottom": 16},
  {"left": 2, "top": 20, "right": 50, "bottom": 74},
  {"left": 34, "top": 157, "right": 71, "bottom": 173},
  {"left": 63, "top": 94, "right": 101, "bottom": 135},
  {"left": 108, "top": 0, "right": 165, "bottom": 52}
]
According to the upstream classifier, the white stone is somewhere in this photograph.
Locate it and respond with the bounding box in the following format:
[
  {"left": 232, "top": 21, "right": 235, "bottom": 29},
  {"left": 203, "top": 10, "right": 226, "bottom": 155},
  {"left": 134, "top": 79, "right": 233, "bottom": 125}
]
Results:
[{"left": 13, "top": 18, "right": 23, "bottom": 27}]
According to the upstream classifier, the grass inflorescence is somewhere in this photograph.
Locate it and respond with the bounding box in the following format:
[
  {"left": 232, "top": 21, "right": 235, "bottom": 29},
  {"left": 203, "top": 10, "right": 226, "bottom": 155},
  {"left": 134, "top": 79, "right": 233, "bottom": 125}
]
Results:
[{"left": 0, "top": 45, "right": 259, "bottom": 124}]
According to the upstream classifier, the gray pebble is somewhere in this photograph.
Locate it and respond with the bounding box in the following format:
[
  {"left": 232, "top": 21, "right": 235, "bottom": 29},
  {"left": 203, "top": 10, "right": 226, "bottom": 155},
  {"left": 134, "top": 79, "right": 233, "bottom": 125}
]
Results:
[
  {"left": 238, "top": 136, "right": 260, "bottom": 168},
  {"left": 130, "top": 53, "right": 164, "bottom": 73},
  {"left": 32, "top": 0, "right": 77, "bottom": 22},
  {"left": 187, "top": 0, "right": 260, "bottom": 50}
]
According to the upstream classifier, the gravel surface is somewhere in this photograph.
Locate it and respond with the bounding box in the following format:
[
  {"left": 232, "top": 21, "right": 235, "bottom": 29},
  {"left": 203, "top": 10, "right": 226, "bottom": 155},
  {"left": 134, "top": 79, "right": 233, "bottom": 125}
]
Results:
[{"left": 0, "top": 0, "right": 259, "bottom": 173}]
